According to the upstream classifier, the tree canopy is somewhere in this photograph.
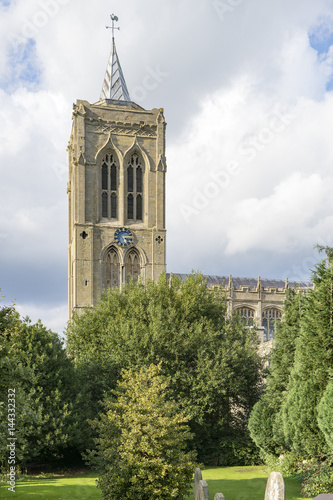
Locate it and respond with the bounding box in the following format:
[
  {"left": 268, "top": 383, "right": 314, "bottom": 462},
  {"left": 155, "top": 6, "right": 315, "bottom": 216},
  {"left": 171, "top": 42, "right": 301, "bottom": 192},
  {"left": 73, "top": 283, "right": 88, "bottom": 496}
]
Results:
[
  {"left": 67, "top": 272, "right": 264, "bottom": 464},
  {"left": 0, "top": 300, "right": 80, "bottom": 470}
]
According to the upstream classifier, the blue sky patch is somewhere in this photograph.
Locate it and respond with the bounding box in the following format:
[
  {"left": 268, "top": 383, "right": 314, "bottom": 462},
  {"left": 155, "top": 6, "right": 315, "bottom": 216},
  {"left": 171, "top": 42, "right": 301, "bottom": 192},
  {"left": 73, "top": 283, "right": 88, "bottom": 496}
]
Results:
[
  {"left": 309, "top": 17, "right": 333, "bottom": 91},
  {"left": 326, "top": 77, "right": 333, "bottom": 92},
  {"left": 309, "top": 18, "right": 333, "bottom": 55},
  {"left": 17, "top": 39, "right": 41, "bottom": 83},
  {"left": 3, "top": 38, "right": 41, "bottom": 92}
]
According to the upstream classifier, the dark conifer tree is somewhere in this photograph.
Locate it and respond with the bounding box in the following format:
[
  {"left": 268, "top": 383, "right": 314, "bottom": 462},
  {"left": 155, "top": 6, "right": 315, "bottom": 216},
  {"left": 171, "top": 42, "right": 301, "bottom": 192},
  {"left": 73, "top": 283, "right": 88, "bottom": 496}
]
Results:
[
  {"left": 281, "top": 247, "right": 333, "bottom": 456},
  {"left": 317, "top": 378, "right": 333, "bottom": 452},
  {"left": 250, "top": 246, "right": 333, "bottom": 459},
  {"left": 249, "top": 288, "right": 302, "bottom": 455}
]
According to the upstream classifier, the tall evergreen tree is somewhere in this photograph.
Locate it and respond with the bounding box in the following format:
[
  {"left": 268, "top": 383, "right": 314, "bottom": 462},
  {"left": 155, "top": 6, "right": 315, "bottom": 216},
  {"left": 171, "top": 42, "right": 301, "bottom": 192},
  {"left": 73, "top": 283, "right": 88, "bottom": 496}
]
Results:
[
  {"left": 281, "top": 248, "right": 333, "bottom": 456},
  {"left": 250, "top": 247, "right": 333, "bottom": 460},
  {"left": 248, "top": 288, "right": 302, "bottom": 455},
  {"left": 317, "top": 377, "right": 333, "bottom": 452}
]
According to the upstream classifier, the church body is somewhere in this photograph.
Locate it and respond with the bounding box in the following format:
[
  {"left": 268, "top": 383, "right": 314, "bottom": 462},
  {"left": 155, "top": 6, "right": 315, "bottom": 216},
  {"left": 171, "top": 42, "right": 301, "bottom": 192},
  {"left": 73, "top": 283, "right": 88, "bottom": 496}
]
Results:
[
  {"left": 68, "top": 31, "right": 310, "bottom": 342},
  {"left": 170, "top": 274, "right": 309, "bottom": 345}
]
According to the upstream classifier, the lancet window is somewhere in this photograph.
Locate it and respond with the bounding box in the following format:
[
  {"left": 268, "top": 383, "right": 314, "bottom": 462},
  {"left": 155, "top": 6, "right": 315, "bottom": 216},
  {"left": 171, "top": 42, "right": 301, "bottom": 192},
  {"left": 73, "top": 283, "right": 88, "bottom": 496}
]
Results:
[
  {"left": 106, "top": 248, "right": 120, "bottom": 289},
  {"left": 127, "top": 153, "right": 143, "bottom": 222},
  {"left": 101, "top": 151, "right": 118, "bottom": 220},
  {"left": 125, "top": 249, "right": 140, "bottom": 283},
  {"left": 262, "top": 308, "right": 282, "bottom": 341}
]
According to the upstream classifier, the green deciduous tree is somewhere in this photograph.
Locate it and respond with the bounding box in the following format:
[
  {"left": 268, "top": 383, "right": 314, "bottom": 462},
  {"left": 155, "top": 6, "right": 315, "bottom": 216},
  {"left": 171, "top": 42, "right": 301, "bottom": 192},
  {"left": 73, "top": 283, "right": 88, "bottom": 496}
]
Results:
[
  {"left": 0, "top": 302, "right": 34, "bottom": 470},
  {"left": 0, "top": 299, "right": 80, "bottom": 470},
  {"left": 89, "top": 364, "right": 197, "bottom": 500},
  {"left": 67, "top": 273, "right": 263, "bottom": 465}
]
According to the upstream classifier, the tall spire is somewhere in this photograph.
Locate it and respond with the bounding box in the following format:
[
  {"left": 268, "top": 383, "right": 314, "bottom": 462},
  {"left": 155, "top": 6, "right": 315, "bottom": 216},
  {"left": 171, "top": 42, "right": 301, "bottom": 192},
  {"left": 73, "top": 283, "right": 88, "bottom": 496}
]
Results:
[{"left": 100, "top": 14, "right": 131, "bottom": 102}]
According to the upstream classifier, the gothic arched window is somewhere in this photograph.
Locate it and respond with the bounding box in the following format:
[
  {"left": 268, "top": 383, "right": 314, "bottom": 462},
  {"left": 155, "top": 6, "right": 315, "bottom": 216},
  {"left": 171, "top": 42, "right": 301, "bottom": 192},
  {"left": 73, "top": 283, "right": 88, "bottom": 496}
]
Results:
[
  {"left": 127, "top": 153, "right": 143, "bottom": 222},
  {"left": 106, "top": 248, "right": 120, "bottom": 289},
  {"left": 125, "top": 249, "right": 140, "bottom": 283},
  {"left": 101, "top": 151, "right": 118, "bottom": 220},
  {"left": 236, "top": 307, "right": 255, "bottom": 327},
  {"left": 262, "top": 308, "right": 282, "bottom": 341}
]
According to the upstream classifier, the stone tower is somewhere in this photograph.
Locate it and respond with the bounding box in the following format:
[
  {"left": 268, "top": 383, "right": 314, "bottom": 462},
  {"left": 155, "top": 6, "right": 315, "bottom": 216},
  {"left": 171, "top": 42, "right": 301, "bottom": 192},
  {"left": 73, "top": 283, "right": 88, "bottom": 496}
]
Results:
[{"left": 68, "top": 27, "right": 167, "bottom": 316}]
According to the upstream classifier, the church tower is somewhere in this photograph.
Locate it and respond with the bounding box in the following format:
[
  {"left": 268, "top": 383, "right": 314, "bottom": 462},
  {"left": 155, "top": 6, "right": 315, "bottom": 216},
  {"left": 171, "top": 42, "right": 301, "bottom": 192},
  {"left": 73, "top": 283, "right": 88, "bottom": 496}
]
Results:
[{"left": 68, "top": 16, "right": 167, "bottom": 316}]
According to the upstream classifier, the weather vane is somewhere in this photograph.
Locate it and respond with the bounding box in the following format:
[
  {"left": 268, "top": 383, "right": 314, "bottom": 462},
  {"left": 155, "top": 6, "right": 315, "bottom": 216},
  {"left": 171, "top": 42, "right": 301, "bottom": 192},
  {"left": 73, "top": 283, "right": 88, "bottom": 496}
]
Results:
[{"left": 106, "top": 13, "right": 120, "bottom": 41}]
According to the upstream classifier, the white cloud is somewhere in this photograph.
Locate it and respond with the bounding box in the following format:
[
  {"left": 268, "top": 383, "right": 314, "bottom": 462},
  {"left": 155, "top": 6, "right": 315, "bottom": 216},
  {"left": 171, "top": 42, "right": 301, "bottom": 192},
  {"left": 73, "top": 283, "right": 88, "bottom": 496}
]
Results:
[
  {"left": 167, "top": 34, "right": 333, "bottom": 271},
  {"left": 1, "top": 0, "right": 333, "bottom": 333},
  {"left": 225, "top": 172, "right": 333, "bottom": 254},
  {"left": 276, "top": 31, "right": 328, "bottom": 99},
  {"left": 16, "top": 301, "right": 68, "bottom": 338},
  {"left": 0, "top": 86, "right": 68, "bottom": 266}
]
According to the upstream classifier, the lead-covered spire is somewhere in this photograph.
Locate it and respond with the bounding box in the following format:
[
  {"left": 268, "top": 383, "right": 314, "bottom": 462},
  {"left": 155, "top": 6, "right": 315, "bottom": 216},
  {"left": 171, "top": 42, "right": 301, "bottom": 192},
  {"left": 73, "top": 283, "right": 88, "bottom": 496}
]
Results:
[{"left": 100, "top": 14, "right": 131, "bottom": 102}]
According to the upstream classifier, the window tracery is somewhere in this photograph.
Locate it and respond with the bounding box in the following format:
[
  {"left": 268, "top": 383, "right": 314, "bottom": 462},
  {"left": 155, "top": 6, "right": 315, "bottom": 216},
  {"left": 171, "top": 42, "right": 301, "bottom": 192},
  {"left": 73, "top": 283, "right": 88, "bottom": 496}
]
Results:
[
  {"left": 127, "top": 153, "right": 143, "bottom": 222},
  {"left": 125, "top": 249, "right": 140, "bottom": 283},
  {"left": 262, "top": 308, "right": 282, "bottom": 341},
  {"left": 106, "top": 248, "right": 120, "bottom": 289},
  {"left": 236, "top": 307, "right": 255, "bottom": 326},
  {"left": 101, "top": 151, "right": 118, "bottom": 220}
]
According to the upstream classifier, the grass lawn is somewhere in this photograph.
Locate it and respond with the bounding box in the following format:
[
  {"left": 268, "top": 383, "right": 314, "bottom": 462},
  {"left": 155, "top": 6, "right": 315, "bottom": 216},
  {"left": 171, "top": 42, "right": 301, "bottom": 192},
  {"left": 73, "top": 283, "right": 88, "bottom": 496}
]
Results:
[
  {"left": 0, "top": 466, "right": 310, "bottom": 499},
  {"left": 0, "top": 472, "right": 101, "bottom": 499},
  {"left": 196, "top": 466, "right": 311, "bottom": 500}
]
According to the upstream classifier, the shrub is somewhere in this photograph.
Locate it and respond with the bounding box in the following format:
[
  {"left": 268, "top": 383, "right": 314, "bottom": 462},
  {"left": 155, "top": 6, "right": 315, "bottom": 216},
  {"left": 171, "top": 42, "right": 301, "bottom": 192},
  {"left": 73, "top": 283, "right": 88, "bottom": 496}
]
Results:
[
  {"left": 263, "top": 451, "right": 301, "bottom": 477},
  {"left": 298, "top": 455, "right": 333, "bottom": 497},
  {"left": 89, "top": 364, "right": 197, "bottom": 500}
]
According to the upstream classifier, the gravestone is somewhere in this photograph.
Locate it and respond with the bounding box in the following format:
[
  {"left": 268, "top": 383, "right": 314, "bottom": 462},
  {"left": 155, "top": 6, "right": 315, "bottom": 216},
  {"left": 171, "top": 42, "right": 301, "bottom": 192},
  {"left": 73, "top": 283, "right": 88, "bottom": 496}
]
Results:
[
  {"left": 198, "top": 479, "right": 209, "bottom": 500},
  {"left": 194, "top": 468, "right": 203, "bottom": 500},
  {"left": 313, "top": 495, "right": 333, "bottom": 500},
  {"left": 214, "top": 494, "right": 226, "bottom": 500},
  {"left": 264, "top": 471, "right": 285, "bottom": 500}
]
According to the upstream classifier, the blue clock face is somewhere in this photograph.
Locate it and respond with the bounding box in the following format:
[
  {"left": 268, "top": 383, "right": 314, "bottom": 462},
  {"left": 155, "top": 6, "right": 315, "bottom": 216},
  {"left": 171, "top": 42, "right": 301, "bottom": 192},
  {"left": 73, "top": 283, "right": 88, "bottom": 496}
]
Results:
[{"left": 114, "top": 228, "right": 133, "bottom": 247}]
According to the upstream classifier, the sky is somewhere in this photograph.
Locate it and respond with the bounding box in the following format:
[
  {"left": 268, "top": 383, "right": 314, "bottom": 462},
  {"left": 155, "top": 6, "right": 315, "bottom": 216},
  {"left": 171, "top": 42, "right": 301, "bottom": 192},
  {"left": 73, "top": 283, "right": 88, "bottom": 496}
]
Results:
[{"left": 1, "top": 0, "right": 333, "bottom": 336}]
